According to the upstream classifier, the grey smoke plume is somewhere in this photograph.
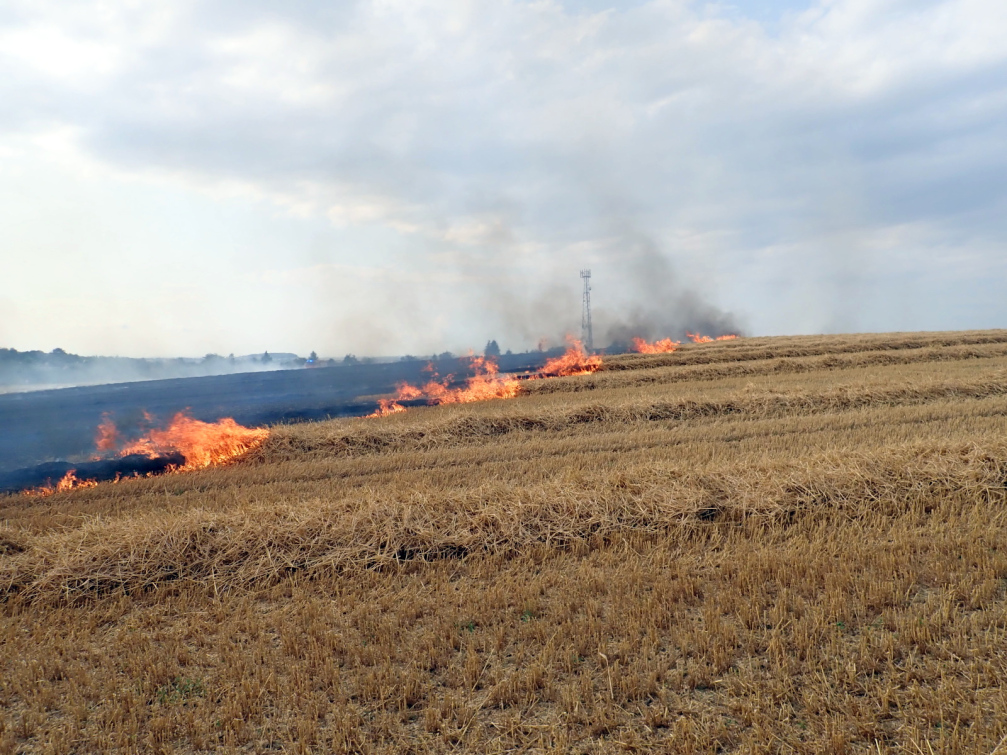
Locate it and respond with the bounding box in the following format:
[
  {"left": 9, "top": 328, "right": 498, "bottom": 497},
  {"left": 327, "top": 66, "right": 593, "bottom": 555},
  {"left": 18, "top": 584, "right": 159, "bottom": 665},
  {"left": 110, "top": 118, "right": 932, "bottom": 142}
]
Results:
[
  {"left": 460, "top": 221, "right": 743, "bottom": 354},
  {"left": 597, "top": 235, "right": 743, "bottom": 348},
  {"left": 468, "top": 247, "right": 742, "bottom": 353}
]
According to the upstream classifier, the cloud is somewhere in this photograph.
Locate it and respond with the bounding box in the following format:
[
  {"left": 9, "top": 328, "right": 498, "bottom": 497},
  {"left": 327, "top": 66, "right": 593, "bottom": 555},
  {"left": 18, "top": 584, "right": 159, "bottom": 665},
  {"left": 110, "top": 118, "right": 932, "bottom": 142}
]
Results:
[{"left": 1, "top": 0, "right": 1006, "bottom": 355}]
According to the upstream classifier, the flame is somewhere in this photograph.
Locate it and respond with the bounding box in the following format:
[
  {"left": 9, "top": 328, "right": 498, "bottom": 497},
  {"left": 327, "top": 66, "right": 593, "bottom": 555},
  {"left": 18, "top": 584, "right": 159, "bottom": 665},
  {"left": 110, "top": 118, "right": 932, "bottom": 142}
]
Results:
[
  {"left": 424, "top": 356, "right": 521, "bottom": 404},
  {"left": 24, "top": 413, "right": 270, "bottom": 496},
  {"left": 24, "top": 470, "right": 99, "bottom": 498},
  {"left": 687, "top": 332, "right": 739, "bottom": 344},
  {"left": 368, "top": 356, "right": 521, "bottom": 417},
  {"left": 371, "top": 399, "right": 409, "bottom": 417},
  {"left": 119, "top": 413, "right": 270, "bottom": 470},
  {"left": 541, "top": 338, "right": 603, "bottom": 377},
  {"left": 369, "top": 339, "right": 602, "bottom": 418},
  {"left": 631, "top": 337, "right": 680, "bottom": 354},
  {"left": 396, "top": 384, "right": 425, "bottom": 401},
  {"left": 95, "top": 413, "right": 119, "bottom": 452}
]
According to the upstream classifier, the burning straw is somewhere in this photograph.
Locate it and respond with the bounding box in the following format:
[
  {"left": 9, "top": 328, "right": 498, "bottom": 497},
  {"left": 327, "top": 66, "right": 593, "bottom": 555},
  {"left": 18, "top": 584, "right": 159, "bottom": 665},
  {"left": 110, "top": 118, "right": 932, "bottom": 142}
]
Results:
[
  {"left": 21, "top": 413, "right": 269, "bottom": 497},
  {"left": 370, "top": 339, "right": 602, "bottom": 417}
]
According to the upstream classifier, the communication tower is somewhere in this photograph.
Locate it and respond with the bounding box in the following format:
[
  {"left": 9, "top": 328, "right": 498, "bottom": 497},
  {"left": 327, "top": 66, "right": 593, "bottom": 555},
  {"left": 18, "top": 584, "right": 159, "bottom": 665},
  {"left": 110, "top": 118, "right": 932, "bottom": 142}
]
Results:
[{"left": 580, "top": 269, "right": 593, "bottom": 352}]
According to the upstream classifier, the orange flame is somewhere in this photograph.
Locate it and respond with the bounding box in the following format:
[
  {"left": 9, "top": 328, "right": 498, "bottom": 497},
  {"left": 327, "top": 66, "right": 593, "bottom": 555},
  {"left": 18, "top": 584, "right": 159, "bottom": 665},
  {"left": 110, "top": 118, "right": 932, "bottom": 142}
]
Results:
[
  {"left": 425, "top": 356, "right": 522, "bottom": 404},
  {"left": 24, "top": 470, "right": 99, "bottom": 498},
  {"left": 371, "top": 399, "right": 409, "bottom": 417},
  {"left": 24, "top": 413, "right": 271, "bottom": 496},
  {"left": 631, "top": 337, "right": 680, "bottom": 354},
  {"left": 369, "top": 339, "right": 603, "bottom": 418},
  {"left": 687, "top": 332, "right": 739, "bottom": 344},
  {"left": 368, "top": 356, "right": 522, "bottom": 417},
  {"left": 95, "top": 413, "right": 119, "bottom": 452},
  {"left": 541, "top": 338, "right": 603, "bottom": 377},
  {"left": 119, "top": 413, "right": 270, "bottom": 470}
]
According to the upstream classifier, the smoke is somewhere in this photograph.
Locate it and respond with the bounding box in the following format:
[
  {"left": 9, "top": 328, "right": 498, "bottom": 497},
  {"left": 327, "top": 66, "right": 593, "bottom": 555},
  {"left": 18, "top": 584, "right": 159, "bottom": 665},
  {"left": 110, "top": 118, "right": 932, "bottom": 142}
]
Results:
[
  {"left": 438, "top": 226, "right": 744, "bottom": 354},
  {"left": 598, "top": 240, "right": 743, "bottom": 347},
  {"left": 481, "top": 281, "right": 580, "bottom": 353},
  {"left": 592, "top": 255, "right": 745, "bottom": 348},
  {"left": 0, "top": 351, "right": 308, "bottom": 393}
]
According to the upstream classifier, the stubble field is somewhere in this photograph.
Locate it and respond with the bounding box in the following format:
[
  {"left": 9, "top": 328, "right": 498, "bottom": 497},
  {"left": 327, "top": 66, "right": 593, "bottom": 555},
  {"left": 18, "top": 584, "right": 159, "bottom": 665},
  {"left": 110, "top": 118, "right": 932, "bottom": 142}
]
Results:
[{"left": 5, "top": 330, "right": 1007, "bottom": 753}]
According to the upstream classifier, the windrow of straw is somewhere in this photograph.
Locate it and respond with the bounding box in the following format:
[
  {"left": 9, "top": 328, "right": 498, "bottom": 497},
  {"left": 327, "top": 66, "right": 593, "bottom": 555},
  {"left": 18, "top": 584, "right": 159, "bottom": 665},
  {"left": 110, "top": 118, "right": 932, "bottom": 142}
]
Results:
[
  {"left": 598, "top": 329, "right": 1007, "bottom": 370},
  {"left": 262, "top": 373, "right": 1007, "bottom": 461},
  {"left": 531, "top": 341, "right": 1007, "bottom": 394},
  {"left": 5, "top": 440, "right": 1007, "bottom": 605}
]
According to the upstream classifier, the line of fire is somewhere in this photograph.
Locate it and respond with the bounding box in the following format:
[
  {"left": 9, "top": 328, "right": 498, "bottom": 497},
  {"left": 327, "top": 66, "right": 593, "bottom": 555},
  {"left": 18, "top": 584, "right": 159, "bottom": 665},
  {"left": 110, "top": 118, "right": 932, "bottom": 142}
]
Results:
[{"left": 3, "top": 272, "right": 738, "bottom": 497}]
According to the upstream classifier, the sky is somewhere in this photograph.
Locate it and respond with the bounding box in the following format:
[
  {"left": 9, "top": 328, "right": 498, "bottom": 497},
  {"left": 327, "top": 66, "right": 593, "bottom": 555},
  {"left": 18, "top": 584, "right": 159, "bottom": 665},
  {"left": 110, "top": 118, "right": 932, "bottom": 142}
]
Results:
[{"left": 1, "top": 0, "right": 1005, "bottom": 358}]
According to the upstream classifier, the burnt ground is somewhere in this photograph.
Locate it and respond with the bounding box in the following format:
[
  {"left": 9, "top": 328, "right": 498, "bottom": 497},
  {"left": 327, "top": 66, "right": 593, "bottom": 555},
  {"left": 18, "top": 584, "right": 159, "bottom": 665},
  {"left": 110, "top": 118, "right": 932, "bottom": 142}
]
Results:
[{"left": 0, "top": 354, "right": 548, "bottom": 482}]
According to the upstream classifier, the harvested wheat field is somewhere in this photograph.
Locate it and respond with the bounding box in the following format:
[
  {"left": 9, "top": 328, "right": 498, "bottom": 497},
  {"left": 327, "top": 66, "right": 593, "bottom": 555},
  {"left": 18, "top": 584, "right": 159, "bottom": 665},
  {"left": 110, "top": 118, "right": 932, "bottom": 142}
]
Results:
[{"left": 8, "top": 330, "right": 1007, "bottom": 753}]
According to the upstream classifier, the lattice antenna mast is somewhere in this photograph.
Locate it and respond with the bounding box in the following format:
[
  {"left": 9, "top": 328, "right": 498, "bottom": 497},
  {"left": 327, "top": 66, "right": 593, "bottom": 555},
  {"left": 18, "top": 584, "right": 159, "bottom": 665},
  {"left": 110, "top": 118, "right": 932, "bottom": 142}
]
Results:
[{"left": 580, "top": 269, "right": 593, "bottom": 352}]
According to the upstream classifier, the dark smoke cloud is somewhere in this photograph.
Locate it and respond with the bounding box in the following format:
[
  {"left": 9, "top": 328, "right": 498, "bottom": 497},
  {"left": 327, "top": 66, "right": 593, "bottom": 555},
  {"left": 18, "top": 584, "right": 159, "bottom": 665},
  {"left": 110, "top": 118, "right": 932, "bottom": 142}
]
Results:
[
  {"left": 456, "top": 229, "right": 741, "bottom": 353},
  {"left": 598, "top": 235, "right": 742, "bottom": 346}
]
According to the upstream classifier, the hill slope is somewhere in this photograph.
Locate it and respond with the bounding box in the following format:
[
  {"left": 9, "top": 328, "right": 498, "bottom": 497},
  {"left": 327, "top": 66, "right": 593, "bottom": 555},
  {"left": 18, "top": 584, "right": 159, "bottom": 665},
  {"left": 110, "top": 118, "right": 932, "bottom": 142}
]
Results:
[{"left": 4, "top": 330, "right": 1007, "bottom": 753}]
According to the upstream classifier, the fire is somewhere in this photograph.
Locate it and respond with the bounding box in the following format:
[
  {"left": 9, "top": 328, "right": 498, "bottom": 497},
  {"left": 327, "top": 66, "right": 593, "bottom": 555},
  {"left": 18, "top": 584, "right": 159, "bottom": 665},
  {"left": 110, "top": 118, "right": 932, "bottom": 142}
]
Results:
[
  {"left": 631, "top": 337, "right": 680, "bottom": 354},
  {"left": 24, "top": 470, "right": 99, "bottom": 498},
  {"left": 541, "top": 338, "right": 603, "bottom": 377},
  {"left": 687, "top": 332, "right": 739, "bottom": 344},
  {"left": 368, "top": 356, "right": 522, "bottom": 417},
  {"left": 424, "top": 357, "right": 522, "bottom": 404},
  {"left": 24, "top": 413, "right": 269, "bottom": 496},
  {"left": 371, "top": 399, "right": 409, "bottom": 417},
  {"left": 369, "top": 339, "right": 602, "bottom": 418},
  {"left": 57, "top": 470, "right": 97, "bottom": 492},
  {"left": 95, "top": 413, "right": 119, "bottom": 451},
  {"left": 119, "top": 413, "right": 270, "bottom": 470}
]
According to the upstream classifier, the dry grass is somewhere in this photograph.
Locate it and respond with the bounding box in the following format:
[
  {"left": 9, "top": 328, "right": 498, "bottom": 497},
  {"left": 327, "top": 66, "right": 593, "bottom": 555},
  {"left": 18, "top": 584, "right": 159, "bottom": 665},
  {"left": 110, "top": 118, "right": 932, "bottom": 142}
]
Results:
[{"left": 5, "top": 330, "right": 1007, "bottom": 752}]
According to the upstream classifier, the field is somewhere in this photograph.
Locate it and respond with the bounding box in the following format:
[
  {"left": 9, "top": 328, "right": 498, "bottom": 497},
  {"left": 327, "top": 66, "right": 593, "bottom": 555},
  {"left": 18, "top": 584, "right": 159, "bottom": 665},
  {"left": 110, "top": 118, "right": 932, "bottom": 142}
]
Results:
[{"left": 5, "top": 330, "right": 1007, "bottom": 753}]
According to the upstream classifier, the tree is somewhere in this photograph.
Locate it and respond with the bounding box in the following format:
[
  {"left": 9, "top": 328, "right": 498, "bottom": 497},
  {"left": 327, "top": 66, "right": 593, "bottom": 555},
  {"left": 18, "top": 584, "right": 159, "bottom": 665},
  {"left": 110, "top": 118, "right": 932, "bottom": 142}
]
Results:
[
  {"left": 484, "top": 340, "right": 501, "bottom": 358},
  {"left": 342, "top": 354, "right": 359, "bottom": 365},
  {"left": 308, "top": 351, "right": 318, "bottom": 363},
  {"left": 262, "top": 351, "right": 272, "bottom": 364}
]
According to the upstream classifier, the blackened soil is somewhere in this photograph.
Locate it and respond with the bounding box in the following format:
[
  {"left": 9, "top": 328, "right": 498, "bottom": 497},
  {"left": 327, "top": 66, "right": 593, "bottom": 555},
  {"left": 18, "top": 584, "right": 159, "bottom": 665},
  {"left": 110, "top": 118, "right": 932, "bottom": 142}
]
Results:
[{"left": 0, "top": 354, "right": 547, "bottom": 477}]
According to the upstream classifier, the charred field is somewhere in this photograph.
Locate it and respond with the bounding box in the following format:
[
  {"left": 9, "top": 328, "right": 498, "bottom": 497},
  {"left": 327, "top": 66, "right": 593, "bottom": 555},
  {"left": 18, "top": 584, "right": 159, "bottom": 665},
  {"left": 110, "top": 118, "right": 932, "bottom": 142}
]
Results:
[
  {"left": 5, "top": 330, "right": 1007, "bottom": 752},
  {"left": 0, "top": 352, "right": 548, "bottom": 485}
]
